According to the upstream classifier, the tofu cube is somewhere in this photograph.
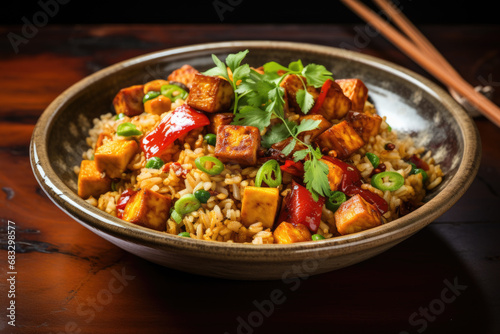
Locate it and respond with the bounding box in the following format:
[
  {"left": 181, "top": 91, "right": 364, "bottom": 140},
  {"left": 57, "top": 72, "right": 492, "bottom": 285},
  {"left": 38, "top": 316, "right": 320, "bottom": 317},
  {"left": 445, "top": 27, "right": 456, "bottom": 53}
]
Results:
[
  {"left": 335, "top": 78, "right": 369, "bottom": 111},
  {"left": 207, "top": 112, "right": 234, "bottom": 135},
  {"left": 273, "top": 222, "right": 311, "bottom": 244},
  {"left": 345, "top": 110, "right": 383, "bottom": 142},
  {"left": 334, "top": 194, "right": 381, "bottom": 235},
  {"left": 314, "top": 120, "right": 365, "bottom": 159},
  {"left": 95, "top": 132, "right": 112, "bottom": 150},
  {"left": 321, "top": 158, "right": 344, "bottom": 192},
  {"left": 297, "top": 114, "right": 332, "bottom": 142},
  {"left": 143, "top": 79, "right": 169, "bottom": 94},
  {"left": 167, "top": 64, "right": 199, "bottom": 89},
  {"left": 121, "top": 189, "right": 171, "bottom": 231},
  {"left": 241, "top": 186, "right": 280, "bottom": 229},
  {"left": 215, "top": 125, "right": 260, "bottom": 166},
  {"left": 317, "top": 81, "right": 352, "bottom": 121},
  {"left": 94, "top": 140, "right": 139, "bottom": 178},
  {"left": 144, "top": 95, "right": 172, "bottom": 115},
  {"left": 281, "top": 74, "right": 351, "bottom": 120},
  {"left": 112, "top": 85, "right": 145, "bottom": 117},
  {"left": 186, "top": 74, "right": 234, "bottom": 113},
  {"left": 77, "top": 160, "right": 112, "bottom": 199}
]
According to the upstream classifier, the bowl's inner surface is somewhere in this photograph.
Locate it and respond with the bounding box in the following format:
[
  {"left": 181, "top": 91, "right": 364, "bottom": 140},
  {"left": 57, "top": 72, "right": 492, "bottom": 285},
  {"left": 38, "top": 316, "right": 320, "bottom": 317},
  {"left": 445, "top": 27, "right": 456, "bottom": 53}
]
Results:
[{"left": 46, "top": 46, "right": 463, "bottom": 204}]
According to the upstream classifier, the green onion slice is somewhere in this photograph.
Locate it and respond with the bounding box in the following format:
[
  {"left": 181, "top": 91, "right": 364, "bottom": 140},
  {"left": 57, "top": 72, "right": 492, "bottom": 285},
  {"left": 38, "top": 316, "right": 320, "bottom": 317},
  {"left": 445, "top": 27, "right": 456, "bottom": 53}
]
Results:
[
  {"left": 371, "top": 171, "right": 404, "bottom": 191},
  {"left": 161, "top": 84, "right": 188, "bottom": 102},
  {"left": 365, "top": 152, "right": 380, "bottom": 168},
  {"left": 116, "top": 122, "right": 142, "bottom": 137},
  {"left": 171, "top": 210, "right": 183, "bottom": 224},
  {"left": 325, "top": 191, "right": 347, "bottom": 212},
  {"left": 195, "top": 156, "right": 224, "bottom": 175},
  {"left": 174, "top": 194, "right": 201, "bottom": 215},
  {"left": 255, "top": 160, "right": 282, "bottom": 188},
  {"left": 178, "top": 232, "right": 191, "bottom": 237},
  {"left": 143, "top": 91, "right": 161, "bottom": 103}
]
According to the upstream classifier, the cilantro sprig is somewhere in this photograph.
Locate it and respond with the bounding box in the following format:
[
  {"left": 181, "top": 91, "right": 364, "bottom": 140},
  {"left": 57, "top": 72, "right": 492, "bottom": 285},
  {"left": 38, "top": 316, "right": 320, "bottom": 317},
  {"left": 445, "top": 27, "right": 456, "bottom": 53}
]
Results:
[{"left": 203, "top": 50, "right": 333, "bottom": 201}]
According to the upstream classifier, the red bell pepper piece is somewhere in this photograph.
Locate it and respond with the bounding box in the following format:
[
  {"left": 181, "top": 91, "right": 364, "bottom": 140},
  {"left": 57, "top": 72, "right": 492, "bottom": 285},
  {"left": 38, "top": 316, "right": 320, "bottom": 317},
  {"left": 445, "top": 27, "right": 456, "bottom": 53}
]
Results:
[
  {"left": 280, "top": 160, "right": 305, "bottom": 177},
  {"left": 408, "top": 154, "right": 430, "bottom": 171},
  {"left": 141, "top": 104, "right": 210, "bottom": 159},
  {"left": 277, "top": 180, "right": 325, "bottom": 233},
  {"left": 310, "top": 79, "right": 332, "bottom": 114},
  {"left": 322, "top": 156, "right": 389, "bottom": 215},
  {"left": 116, "top": 188, "right": 137, "bottom": 219}
]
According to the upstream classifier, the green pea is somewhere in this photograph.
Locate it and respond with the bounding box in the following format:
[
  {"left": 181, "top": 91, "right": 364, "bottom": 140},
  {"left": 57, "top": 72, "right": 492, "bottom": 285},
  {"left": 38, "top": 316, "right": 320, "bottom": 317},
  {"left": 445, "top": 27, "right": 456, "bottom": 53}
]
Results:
[
  {"left": 194, "top": 189, "right": 211, "bottom": 204},
  {"left": 174, "top": 194, "right": 201, "bottom": 215},
  {"left": 178, "top": 232, "right": 191, "bottom": 238},
  {"left": 311, "top": 234, "right": 325, "bottom": 241},
  {"left": 204, "top": 133, "right": 217, "bottom": 146},
  {"left": 116, "top": 122, "right": 142, "bottom": 137},
  {"left": 145, "top": 157, "right": 164, "bottom": 169}
]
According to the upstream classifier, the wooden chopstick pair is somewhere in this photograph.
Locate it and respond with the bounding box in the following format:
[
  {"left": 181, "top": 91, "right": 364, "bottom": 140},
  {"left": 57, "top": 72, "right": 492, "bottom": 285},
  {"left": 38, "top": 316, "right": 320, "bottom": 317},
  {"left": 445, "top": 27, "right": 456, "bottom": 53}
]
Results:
[{"left": 341, "top": 0, "right": 500, "bottom": 127}]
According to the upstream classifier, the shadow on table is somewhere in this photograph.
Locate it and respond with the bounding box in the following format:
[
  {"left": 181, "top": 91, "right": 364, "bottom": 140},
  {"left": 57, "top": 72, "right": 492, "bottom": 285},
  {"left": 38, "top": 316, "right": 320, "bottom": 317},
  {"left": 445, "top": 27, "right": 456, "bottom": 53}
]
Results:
[{"left": 119, "top": 225, "right": 493, "bottom": 334}]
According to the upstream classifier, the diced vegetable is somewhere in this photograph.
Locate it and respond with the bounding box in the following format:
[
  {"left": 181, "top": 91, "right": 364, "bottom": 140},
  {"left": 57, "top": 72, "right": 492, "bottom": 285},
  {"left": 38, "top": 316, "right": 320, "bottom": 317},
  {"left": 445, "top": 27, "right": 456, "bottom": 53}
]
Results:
[
  {"left": 161, "top": 84, "right": 188, "bottom": 102},
  {"left": 178, "top": 232, "right": 191, "bottom": 237},
  {"left": 94, "top": 140, "right": 139, "bottom": 178},
  {"left": 174, "top": 194, "right": 201, "bottom": 215},
  {"left": 171, "top": 210, "right": 183, "bottom": 224},
  {"left": 366, "top": 152, "right": 380, "bottom": 168},
  {"left": 309, "top": 79, "right": 332, "bottom": 114},
  {"left": 194, "top": 189, "right": 211, "bottom": 203},
  {"left": 203, "top": 133, "right": 217, "bottom": 146},
  {"left": 280, "top": 160, "right": 305, "bottom": 177},
  {"left": 311, "top": 234, "right": 325, "bottom": 241},
  {"left": 116, "top": 188, "right": 137, "bottom": 219},
  {"left": 255, "top": 159, "right": 282, "bottom": 187},
  {"left": 121, "top": 188, "right": 172, "bottom": 231},
  {"left": 145, "top": 157, "right": 164, "bottom": 169},
  {"left": 186, "top": 73, "right": 234, "bottom": 113},
  {"left": 410, "top": 167, "right": 428, "bottom": 183},
  {"left": 371, "top": 171, "right": 404, "bottom": 191},
  {"left": 241, "top": 186, "right": 280, "bottom": 229},
  {"left": 334, "top": 194, "right": 382, "bottom": 235},
  {"left": 143, "top": 91, "right": 161, "bottom": 103},
  {"left": 141, "top": 104, "right": 210, "bottom": 159},
  {"left": 273, "top": 221, "right": 311, "bottom": 244},
  {"left": 77, "top": 160, "right": 112, "bottom": 199},
  {"left": 314, "top": 120, "right": 365, "bottom": 159},
  {"left": 116, "top": 122, "right": 142, "bottom": 137},
  {"left": 195, "top": 156, "right": 224, "bottom": 175},
  {"left": 112, "top": 85, "right": 145, "bottom": 117},
  {"left": 215, "top": 125, "right": 261, "bottom": 166},
  {"left": 277, "top": 181, "right": 324, "bottom": 233}
]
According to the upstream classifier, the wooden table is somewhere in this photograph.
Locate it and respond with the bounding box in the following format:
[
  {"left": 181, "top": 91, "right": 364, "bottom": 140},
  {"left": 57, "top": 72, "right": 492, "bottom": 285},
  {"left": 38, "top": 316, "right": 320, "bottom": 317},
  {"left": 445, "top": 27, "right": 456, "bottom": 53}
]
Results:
[{"left": 1, "top": 24, "right": 499, "bottom": 334}]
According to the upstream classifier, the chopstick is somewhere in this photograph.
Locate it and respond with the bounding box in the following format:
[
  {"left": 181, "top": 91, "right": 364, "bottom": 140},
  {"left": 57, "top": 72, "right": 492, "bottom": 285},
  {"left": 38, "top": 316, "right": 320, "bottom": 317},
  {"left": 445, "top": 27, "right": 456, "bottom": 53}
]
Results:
[{"left": 340, "top": 0, "right": 500, "bottom": 127}]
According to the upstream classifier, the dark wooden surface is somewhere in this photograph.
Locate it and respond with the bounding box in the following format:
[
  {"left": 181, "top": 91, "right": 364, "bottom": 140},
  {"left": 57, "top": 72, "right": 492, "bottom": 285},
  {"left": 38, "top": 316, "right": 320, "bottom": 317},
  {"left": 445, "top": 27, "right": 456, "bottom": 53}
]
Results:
[{"left": 1, "top": 24, "right": 499, "bottom": 334}]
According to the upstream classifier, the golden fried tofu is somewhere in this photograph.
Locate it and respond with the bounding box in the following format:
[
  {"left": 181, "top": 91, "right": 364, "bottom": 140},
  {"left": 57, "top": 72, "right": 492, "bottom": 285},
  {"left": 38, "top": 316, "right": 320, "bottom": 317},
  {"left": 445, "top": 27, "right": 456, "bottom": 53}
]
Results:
[
  {"left": 297, "top": 114, "right": 332, "bottom": 142},
  {"left": 314, "top": 120, "right": 365, "bottom": 159},
  {"left": 112, "top": 85, "right": 145, "bottom": 117},
  {"left": 167, "top": 64, "right": 199, "bottom": 89},
  {"left": 144, "top": 95, "right": 172, "bottom": 115},
  {"left": 94, "top": 140, "right": 139, "bottom": 178},
  {"left": 273, "top": 222, "right": 311, "bottom": 244},
  {"left": 334, "top": 194, "right": 381, "bottom": 235},
  {"left": 207, "top": 112, "right": 234, "bottom": 135},
  {"left": 335, "top": 78, "right": 369, "bottom": 111},
  {"left": 345, "top": 110, "right": 383, "bottom": 142},
  {"left": 215, "top": 125, "right": 260, "bottom": 166},
  {"left": 186, "top": 74, "right": 234, "bottom": 113},
  {"left": 321, "top": 158, "right": 344, "bottom": 192},
  {"left": 318, "top": 82, "right": 352, "bottom": 120},
  {"left": 95, "top": 132, "right": 112, "bottom": 150},
  {"left": 143, "top": 79, "right": 169, "bottom": 94},
  {"left": 241, "top": 186, "right": 280, "bottom": 229},
  {"left": 281, "top": 75, "right": 351, "bottom": 120},
  {"left": 77, "top": 160, "right": 112, "bottom": 199},
  {"left": 121, "top": 189, "right": 171, "bottom": 231}
]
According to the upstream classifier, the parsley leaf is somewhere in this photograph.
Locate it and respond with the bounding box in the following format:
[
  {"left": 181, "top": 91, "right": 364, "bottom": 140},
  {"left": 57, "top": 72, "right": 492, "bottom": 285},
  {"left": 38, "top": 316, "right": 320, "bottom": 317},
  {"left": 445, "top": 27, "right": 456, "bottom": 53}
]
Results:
[
  {"left": 303, "top": 156, "right": 331, "bottom": 201},
  {"left": 301, "top": 64, "right": 333, "bottom": 88},
  {"left": 232, "top": 106, "right": 272, "bottom": 132},
  {"left": 261, "top": 120, "right": 297, "bottom": 148}
]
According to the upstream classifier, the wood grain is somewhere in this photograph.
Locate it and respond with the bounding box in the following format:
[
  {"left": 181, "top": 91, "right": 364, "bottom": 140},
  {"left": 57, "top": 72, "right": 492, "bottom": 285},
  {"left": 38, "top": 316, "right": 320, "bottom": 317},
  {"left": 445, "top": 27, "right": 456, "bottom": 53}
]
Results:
[{"left": 0, "top": 24, "right": 499, "bottom": 334}]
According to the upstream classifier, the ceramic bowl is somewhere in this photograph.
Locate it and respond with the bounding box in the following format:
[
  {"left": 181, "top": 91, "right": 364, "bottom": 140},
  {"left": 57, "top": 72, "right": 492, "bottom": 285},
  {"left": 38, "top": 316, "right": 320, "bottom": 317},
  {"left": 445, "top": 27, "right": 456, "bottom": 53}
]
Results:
[{"left": 30, "top": 41, "right": 480, "bottom": 280}]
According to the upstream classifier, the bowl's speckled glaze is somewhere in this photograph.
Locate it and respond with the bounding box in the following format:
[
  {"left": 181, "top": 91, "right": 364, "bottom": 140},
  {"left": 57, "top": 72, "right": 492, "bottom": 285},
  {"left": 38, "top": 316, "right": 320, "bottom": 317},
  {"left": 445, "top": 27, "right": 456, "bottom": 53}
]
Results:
[{"left": 30, "top": 41, "right": 480, "bottom": 280}]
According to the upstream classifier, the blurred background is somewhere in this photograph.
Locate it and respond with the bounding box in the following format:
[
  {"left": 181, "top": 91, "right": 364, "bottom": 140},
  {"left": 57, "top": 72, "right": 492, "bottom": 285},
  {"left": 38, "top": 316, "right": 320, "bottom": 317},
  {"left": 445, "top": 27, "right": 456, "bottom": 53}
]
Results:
[{"left": 2, "top": 0, "right": 498, "bottom": 25}]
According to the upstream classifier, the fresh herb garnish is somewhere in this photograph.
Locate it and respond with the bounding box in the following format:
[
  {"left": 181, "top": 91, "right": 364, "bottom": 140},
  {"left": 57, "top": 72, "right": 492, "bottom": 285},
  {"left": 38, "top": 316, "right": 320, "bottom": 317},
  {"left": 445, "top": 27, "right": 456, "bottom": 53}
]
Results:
[{"left": 203, "top": 50, "right": 333, "bottom": 201}]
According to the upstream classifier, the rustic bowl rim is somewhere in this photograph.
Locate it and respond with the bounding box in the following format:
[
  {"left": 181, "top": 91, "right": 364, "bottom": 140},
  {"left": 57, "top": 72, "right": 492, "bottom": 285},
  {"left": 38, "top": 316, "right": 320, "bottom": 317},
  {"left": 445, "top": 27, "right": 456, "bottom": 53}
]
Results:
[{"left": 30, "top": 40, "right": 481, "bottom": 262}]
